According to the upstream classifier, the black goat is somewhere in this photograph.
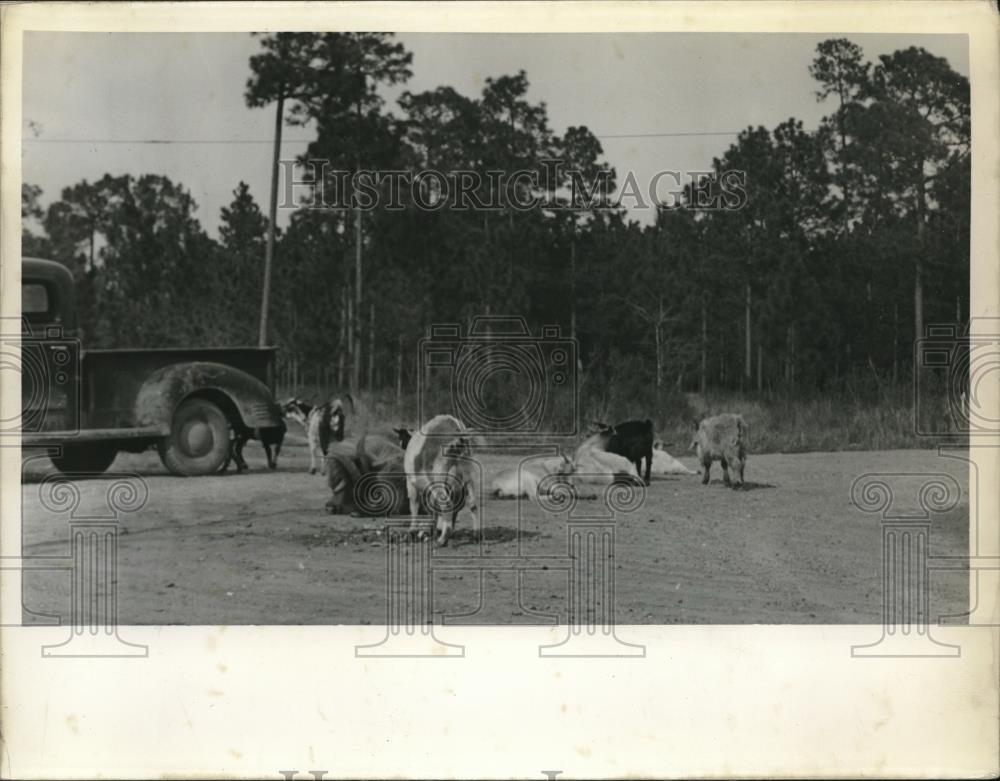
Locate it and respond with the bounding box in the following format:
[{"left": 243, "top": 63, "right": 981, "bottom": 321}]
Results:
[
  {"left": 224, "top": 418, "right": 286, "bottom": 473},
  {"left": 592, "top": 419, "right": 654, "bottom": 485}
]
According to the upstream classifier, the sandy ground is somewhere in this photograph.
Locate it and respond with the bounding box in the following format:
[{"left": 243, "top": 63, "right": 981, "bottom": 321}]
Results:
[{"left": 20, "top": 436, "right": 969, "bottom": 625}]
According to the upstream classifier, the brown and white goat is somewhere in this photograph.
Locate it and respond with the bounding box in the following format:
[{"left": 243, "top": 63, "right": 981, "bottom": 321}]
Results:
[{"left": 403, "top": 414, "right": 479, "bottom": 546}]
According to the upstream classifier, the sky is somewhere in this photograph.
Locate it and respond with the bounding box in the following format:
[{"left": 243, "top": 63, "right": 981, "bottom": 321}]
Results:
[{"left": 21, "top": 31, "right": 969, "bottom": 238}]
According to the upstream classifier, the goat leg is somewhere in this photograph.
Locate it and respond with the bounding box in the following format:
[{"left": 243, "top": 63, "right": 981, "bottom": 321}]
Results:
[
  {"left": 230, "top": 435, "right": 249, "bottom": 474},
  {"left": 406, "top": 480, "right": 428, "bottom": 539},
  {"left": 435, "top": 512, "right": 456, "bottom": 547}
]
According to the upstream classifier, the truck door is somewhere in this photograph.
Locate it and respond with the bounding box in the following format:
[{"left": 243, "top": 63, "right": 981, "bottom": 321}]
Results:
[{"left": 20, "top": 278, "right": 81, "bottom": 435}]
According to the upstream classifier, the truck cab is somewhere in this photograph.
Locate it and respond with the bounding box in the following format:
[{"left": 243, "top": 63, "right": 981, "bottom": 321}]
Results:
[
  {"left": 20, "top": 257, "right": 81, "bottom": 436},
  {"left": 20, "top": 258, "right": 284, "bottom": 476}
]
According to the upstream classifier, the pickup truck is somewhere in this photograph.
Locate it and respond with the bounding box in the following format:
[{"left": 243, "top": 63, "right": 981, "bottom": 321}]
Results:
[{"left": 18, "top": 257, "right": 284, "bottom": 476}]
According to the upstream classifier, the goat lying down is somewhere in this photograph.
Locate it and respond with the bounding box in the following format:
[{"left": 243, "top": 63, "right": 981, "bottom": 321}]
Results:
[
  {"left": 324, "top": 434, "right": 411, "bottom": 516},
  {"left": 585, "top": 421, "right": 698, "bottom": 480},
  {"left": 572, "top": 432, "right": 641, "bottom": 483},
  {"left": 404, "top": 414, "right": 479, "bottom": 546},
  {"left": 490, "top": 454, "right": 574, "bottom": 499},
  {"left": 650, "top": 441, "right": 698, "bottom": 476},
  {"left": 589, "top": 419, "right": 654, "bottom": 485},
  {"left": 490, "top": 436, "right": 640, "bottom": 501}
]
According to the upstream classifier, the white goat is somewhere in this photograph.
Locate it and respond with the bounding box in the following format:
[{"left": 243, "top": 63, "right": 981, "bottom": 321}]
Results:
[
  {"left": 490, "top": 454, "right": 574, "bottom": 500},
  {"left": 650, "top": 441, "right": 698, "bottom": 476}
]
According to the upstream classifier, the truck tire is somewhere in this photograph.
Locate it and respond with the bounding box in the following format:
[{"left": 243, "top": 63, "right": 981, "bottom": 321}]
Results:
[
  {"left": 50, "top": 443, "right": 118, "bottom": 476},
  {"left": 158, "top": 397, "right": 231, "bottom": 476}
]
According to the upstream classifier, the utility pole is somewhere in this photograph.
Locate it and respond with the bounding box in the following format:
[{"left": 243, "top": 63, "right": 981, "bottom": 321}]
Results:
[{"left": 258, "top": 91, "right": 284, "bottom": 347}]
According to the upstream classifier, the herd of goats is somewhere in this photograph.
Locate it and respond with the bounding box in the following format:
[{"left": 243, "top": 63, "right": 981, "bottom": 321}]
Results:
[{"left": 224, "top": 394, "right": 750, "bottom": 546}]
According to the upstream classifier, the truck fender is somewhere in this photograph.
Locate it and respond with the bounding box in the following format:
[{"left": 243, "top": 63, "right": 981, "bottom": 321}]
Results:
[{"left": 134, "top": 361, "right": 281, "bottom": 433}]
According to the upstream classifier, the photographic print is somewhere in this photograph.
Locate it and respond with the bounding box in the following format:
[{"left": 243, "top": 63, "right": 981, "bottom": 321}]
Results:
[
  {"left": 16, "top": 29, "right": 977, "bottom": 625},
  {"left": 2, "top": 3, "right": 997, "bottom": 779}
]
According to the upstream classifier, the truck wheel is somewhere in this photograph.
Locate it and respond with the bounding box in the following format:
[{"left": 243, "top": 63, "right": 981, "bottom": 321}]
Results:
[
  {"left": 158, "top": 398, "right": 231, "bottom": 476},
  {"left": 50, "top": 443, "right": 118, "bottom": 476}
]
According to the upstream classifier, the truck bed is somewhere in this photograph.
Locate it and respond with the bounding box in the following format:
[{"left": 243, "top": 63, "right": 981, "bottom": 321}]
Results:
[{"left": 82, "top": 346, "right": 276, "bottom": 429}]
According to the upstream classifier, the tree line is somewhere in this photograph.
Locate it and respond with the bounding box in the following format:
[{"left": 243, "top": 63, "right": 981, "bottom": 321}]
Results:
[{"left": 22, "top": 35, "right": 969, "bottom": 409}]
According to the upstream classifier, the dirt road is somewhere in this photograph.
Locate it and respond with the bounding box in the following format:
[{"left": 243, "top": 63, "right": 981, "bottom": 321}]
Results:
[{"left": 20, "top": 439, "right": 969, "bottom": 625}]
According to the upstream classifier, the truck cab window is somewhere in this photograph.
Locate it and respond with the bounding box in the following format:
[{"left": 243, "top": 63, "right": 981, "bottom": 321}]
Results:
[{"left": 22, "top": 282, "right": 50, "bottom": 315}]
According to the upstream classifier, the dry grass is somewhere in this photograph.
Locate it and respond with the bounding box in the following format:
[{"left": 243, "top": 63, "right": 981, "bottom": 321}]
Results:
[{"left": 276, "top": 383, "right": 959, "bottom": 455}]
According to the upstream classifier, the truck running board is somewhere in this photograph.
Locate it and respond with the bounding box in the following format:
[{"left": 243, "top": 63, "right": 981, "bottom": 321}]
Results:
[{"left": 22, "top": 425, "right": 169, "bottom": 447}]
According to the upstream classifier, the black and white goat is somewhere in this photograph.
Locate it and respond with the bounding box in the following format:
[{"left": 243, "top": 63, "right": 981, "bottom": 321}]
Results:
[{"left": 282, "top": 394, "right": 352, "bottom": 475}]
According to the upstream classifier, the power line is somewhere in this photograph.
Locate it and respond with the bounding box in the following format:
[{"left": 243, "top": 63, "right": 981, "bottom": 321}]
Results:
[
  {"left": 22, "top": 138, "right": 311, "bottom": 145},
  {"left": 22, "top": 129, "right": 743, "bottom": 145},
  {"left": 598, "top": 131, "right": 741, "bottom": 139}
]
